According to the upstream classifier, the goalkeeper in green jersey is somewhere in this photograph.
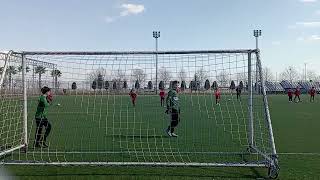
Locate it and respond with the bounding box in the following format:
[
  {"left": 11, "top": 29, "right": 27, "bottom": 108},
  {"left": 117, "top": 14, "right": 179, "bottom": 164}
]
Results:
[
  {"left": 34, "top": 86, "right": 53, "bottom": 148},
  {"left": 165, "top": 81, "right": 180, "bottom": 137}
]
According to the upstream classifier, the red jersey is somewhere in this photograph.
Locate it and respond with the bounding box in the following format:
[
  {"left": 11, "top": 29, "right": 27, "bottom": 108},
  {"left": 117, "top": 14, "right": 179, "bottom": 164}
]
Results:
[
  {"left": 159, "top": 91, "right": 165, "bottom": 98},
  {"left": 287, "top": 90, "right": 293, "bottom": 97},
  {"left": 310, "top": 89, "right": 316, "bottom": 96},
  {"left": 294, "top": 89, "right": 300, "bottom": 96},
  {"left": 215, "top": 91, "right": 221, "bottom": 97},
  {"left": 129, "top": 92, "right": 137, "bottom": 99}
]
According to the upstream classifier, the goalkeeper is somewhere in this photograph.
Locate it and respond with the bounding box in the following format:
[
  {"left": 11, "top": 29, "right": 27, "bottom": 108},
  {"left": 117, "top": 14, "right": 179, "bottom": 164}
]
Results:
[
  {"left": 33, "top": 86, "right": 54, "bottom": 148},
  {"left": 165, "top": 81, "right": 180, "bottom": 137}
]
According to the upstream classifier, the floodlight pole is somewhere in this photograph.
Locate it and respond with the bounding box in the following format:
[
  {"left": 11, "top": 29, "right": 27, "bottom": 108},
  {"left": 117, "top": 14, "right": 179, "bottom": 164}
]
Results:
[
  {"left": 304, "top": 63, "right": 307, "bottom": 82},
  {"left": 253, "top": 30, "right": 262, "bottom": 93},
  {"left": 153, "top": 31, "right": 160, "bottom": 94}
]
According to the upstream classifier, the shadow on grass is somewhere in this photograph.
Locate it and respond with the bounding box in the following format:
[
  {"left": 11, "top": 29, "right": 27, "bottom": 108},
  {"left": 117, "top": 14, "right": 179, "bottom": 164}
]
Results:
[{"left": 6, "top": 166, "right": 267, "bottom": 179}]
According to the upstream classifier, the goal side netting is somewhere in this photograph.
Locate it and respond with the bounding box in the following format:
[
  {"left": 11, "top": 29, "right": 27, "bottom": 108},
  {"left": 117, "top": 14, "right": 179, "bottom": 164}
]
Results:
[{"left": 0, "top": 50, "right": 278, "bottom": 175}]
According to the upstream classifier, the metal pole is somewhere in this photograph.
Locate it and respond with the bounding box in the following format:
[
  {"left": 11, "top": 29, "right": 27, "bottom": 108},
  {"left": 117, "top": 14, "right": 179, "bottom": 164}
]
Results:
[
  {"left": 256, "top": 50, "right": 278, "bottom": 160},
  {"left": 155, "top": 38, "right": 158, "bottom": 94},
  {"left": 304, "top": 63, "right": 307, "bottom": 82},
  {"left": 22, "top": 54, "right": 28, "bottom": 149},
  {"left": 248, "top": 52, "right": 254, "bottom": 148}
]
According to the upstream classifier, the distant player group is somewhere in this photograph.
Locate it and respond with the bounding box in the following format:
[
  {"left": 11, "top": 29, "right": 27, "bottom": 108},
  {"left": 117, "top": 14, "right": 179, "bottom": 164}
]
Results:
[
  {"left": 128, "top": 83, "right": 243, "bottom": 138},
  {"left": 287, "top": 86, "right": 316, "bottom": 103}
]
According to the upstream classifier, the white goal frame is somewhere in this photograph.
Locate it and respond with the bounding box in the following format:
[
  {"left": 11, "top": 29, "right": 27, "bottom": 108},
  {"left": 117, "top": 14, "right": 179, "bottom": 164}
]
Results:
[{"left": 0, "top": 49, "right": 279, "bottom": 178}]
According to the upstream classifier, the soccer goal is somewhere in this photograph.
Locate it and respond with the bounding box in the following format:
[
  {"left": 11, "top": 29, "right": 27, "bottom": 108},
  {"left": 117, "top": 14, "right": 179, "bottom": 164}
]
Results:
[{"left": 0, "top": 49, "right": 279, "bottom": 178}]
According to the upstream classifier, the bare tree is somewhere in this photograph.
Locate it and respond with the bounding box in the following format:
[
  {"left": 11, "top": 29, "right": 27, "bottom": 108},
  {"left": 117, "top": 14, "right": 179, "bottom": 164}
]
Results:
[
  {"left": 132, "top": 69, "right": 146, "bottom": 86},
  {"left": 195, "top": 68, "right": 208, "bottom": 87},
  {"left": 159, "top": 68, "right": 172, "bottom": 87},
  {"left": 217, "top": 71, "right": 228, "bottom": 87},
  {"left": 236, "top": 72, "right": 247, "bottom": 83},
  {"left": 112, "top": 69, "right": 126, "bottom": 89},
  {"left": 307, "top": 70, "right": 319, "bottom": 82},
  {"left": 178, "top": 68, "right": 187, "bottom": 82},
  {"left": 280, "top": 66, "right": 300, "bottom": 83},
  {"left": 263, "top": 67, "right": 274, "bottom": 82},
  {"left": 88, "top": 68, "right": 106, "bottom": 82}
]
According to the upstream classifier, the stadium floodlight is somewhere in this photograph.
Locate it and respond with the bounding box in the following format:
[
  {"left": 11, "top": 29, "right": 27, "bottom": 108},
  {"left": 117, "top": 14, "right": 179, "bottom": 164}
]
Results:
[
  {"left": 0, "top": 49, "right": 279, "bottom": 178},
  {"left": 153, "top": 31, "right": 160, "bottom": 94},
  {"left": 253, "top": 30, "right": 262, "bottom": 49}
]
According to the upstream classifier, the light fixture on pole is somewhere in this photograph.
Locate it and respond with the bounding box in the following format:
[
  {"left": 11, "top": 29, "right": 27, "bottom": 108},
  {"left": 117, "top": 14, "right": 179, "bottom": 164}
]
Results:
[
  {"left": 153, "top": 31, "right": 160, "bottom": 94},
  {"left": 253, "top": 30, "right": 262, "bottom": 49}
]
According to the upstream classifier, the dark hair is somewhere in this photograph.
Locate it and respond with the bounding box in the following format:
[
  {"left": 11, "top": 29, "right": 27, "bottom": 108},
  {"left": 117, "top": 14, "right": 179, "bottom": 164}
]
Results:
[
  {"left": 172, "top": 81, "right": 179, "bottom": 86},
  {"left": 41, "top": 86, "right": 51, "bottom": 94}
]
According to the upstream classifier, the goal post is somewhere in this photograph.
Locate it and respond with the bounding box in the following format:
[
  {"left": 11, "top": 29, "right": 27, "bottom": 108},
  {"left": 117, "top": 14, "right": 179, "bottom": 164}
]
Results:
[
  {"left": 0, "top": 51, "right": 26, "bottom": 156},
  {"left": 1, "top": 49, "right": 279, "bottom": 178}
]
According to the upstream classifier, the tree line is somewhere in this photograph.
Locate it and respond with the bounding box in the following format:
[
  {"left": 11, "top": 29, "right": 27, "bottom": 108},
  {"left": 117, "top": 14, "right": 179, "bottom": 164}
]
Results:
[{"left": 0, "top": 65, "right": 62, "bottom": 90}]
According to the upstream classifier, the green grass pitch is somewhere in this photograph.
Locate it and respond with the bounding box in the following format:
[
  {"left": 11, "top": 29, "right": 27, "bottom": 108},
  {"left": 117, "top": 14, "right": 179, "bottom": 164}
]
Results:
[{"left": 2, "top": 93, "right": 320, "bottom": 179}]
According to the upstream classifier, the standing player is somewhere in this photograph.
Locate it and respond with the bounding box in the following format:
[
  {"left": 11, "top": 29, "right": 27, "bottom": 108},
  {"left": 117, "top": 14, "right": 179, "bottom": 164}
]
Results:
[
  {"left": 34, "top": 86, "right": 53, "bottom": 148},
  {"left": 309, "top": 87, "right": 316, "bottom": 102},
  {"left": 129, "top": 88, "right": 137, "bottom": 107},
  {"left": 236, "top": 86, "right": 242, "bottom": 101},
  {"left": 159, "top": 89, "right": 165, "bottom": 106},
  {"left": 214, "top": 88, "right": 221, "bottom": 105},
  {"left": 165, "top": 81, "right": 180, "bottom": 137},
  {"left": 287, "top": 89, "right": 293, "bottom": 102},
  {"left": 294, "top": 86, "right": 301, "bottom": 103}
]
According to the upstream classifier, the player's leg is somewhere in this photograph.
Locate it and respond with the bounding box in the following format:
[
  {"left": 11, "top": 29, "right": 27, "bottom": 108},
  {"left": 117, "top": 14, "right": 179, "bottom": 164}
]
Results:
[
  {"left": 131, "top": 98, "right": 135, "bottom": 106},
  {"left": 42, "top": 118, "right": 52, "bottom": 147},
  {"left": 34, "top": 118, "right": 43, "bottom": 148},
  {"left": 298, "top": 95, "right": 301, "bottom": 102},
  {"left": 169, "top": 109, "right": 179, "bottom": 137}
]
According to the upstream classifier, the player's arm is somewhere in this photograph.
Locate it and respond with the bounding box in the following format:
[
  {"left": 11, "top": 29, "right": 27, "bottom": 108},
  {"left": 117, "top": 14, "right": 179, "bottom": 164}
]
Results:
[
  {"left": 41, "top": 95, "right": 51, "bottom": 107},
  {"left": 45, "top": 94, "right": 61, "bottom": 107},
  {"left": 166, "top": 91, "right": 172, "bottom": 113}
]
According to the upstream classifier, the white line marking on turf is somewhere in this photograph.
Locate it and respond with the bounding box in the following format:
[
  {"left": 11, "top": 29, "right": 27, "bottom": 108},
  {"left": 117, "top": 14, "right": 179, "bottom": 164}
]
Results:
[{"left": 278, "top": 152, "right": 320, "bottom": 156}]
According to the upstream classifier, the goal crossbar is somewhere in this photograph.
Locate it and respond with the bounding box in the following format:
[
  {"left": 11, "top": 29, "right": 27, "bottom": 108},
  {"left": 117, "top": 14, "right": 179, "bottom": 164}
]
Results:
[{"left": 15, "top": 49, "right": 257, "bottom": 56}]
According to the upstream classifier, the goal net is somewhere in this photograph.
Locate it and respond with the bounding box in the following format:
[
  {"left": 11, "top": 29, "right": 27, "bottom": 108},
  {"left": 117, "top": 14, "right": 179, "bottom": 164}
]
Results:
[{"left": 0, "top": 50, "right": 278, "bottom": 176}]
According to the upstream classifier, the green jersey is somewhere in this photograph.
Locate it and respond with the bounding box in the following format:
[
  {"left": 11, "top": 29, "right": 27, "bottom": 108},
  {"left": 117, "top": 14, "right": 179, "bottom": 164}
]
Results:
[
  {"left": 35, "top": 95, "right": 50, "bottom": 119},
  {"left": 166, "top": 89, "right": 180, "bottom": 111}
]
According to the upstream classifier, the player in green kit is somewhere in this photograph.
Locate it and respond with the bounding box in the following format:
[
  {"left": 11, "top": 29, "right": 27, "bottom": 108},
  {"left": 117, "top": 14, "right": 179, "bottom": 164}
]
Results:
[
  {"left": 34, "top": 86, "right": 54, "bottom": 148},
  {"left": 165, "top": 81, "right": 180, "bottom": 137}
]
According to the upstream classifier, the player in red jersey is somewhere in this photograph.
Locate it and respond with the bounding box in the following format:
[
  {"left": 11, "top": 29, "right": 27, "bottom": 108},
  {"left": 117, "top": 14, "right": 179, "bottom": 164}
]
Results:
[
  {"left": 214, "top": 88, "right": 221, "bottom": 105},
  {"left": 129, "top": 88, "right": 137, "bottom": 107},
  {"left": 287, "top": 89, "right": 293, "bottom": 102},
  {"left": 159, "top": 89, "right": 165, "bottom": 106},
  {"left": 294, "top": 87, "right": 301, "bottom": 103},
  {"left": 309, "top": 87, "right": 316, "bottom": 102}
]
